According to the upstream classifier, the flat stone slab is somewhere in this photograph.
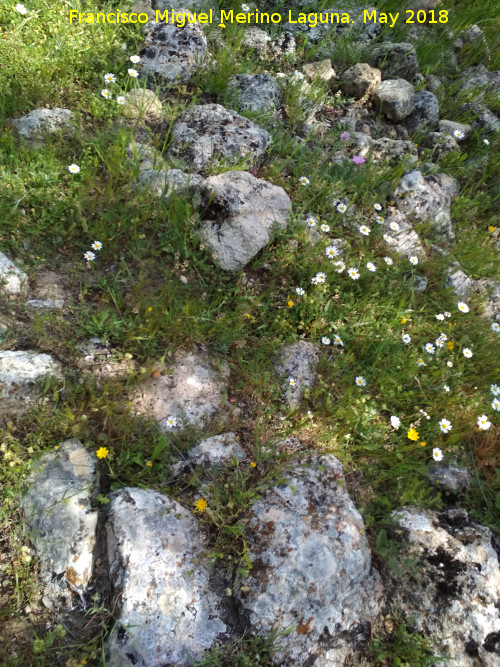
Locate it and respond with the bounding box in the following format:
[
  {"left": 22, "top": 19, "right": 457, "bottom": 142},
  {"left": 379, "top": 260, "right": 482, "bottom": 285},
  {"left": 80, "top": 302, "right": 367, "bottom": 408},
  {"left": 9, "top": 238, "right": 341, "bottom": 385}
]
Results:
[
  {"left": 12, "top": 108, "right": 74, "bottom": 146},
  {"left": 171, "top": 432, "right": 246, "bottom": 475},
  {"left": 167, "top": 104, "right": 271, "bottom": 172},
  {"left": 235, "top": 454, "right": 383, "bottom": 666},
  {"left": 21, "top": 440, "right": 97, "bottom": 608},
  {"left": 106, "top": 487, "right": 228, "bottom": 666},
  {"left": 130, "top": 350, "right": 229, "bottom": 431}
]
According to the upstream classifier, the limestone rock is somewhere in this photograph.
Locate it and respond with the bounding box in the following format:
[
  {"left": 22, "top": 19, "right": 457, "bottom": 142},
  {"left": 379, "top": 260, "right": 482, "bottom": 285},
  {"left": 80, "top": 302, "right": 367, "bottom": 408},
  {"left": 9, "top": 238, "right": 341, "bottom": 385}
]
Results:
[
  {"left": 405, "top": 90, "right": 440, "bottom": 134},
  {"left": 392, "top": 170, "right": 458, "bottom": 244},
  {"left": 0, "top": 251, "right": 28, "bottom": 296},
  {"left": 453, "top": 24, "right": 490, "bottom": 64},
  {"left": 303, "top": 59, "right": 336, "bottom": 82},
  {"left": 26, "top": 269, "right": 67, "bottom": 310},
  {"left": 228, "top": 74, "right": 283, "bottom": 113},
  {"left": 460, "top": 102, "right": 500, "bottom": 134},
  {"left": 370, "top": 42, "right": 419, "bottom": 81},
  {"left": 385, "top": 209, "right": 425, "bottom": 258},
  {"left": 0, "top": 350, "right": 62, "bottom": 421},
  {"left": 21, "top": 440, "right": 97, "bottom": 608},
  {"left": 106, "top": 488, "right": 228, "bottom": 667},
  {"left": 386, "top": 507, "right": 500, "bottom": 666},
  {"left": 374, "top": 79, "right": 415, "bottom": 121},
  {"left": 423, "top": 132, "right": 459, "bottom": 159},
  {"left": 140, "top": 12, "right": 209, "bottom": 83},
  {"left": 427, "top": 464, "right": 472, "bottom": 493},
  {"left": 171, "top": 432, "right": 246, "bottom": 475},
  {"left": 12, "top": 108, "right": 74, "bottom": 147},
  {"left": 439, "top": 119, "right": 473, "bottom": 139},
  {"left": 241, "top": 27, "right": 271, "bottom": 52},
  {"left": 167, "top": 104, "right": 271, "bottom": 172},
  {"left": 131, "top": 350, "right": 229, "bottom": 431},
  {"left": 355, "top": 135, "right": 418, "bottom": 165},
  {"left": 78, "top": 338, "right": 136, "bottom": 382},
  {"left": 445, "top": 263, "right": 473, "bottom": 297},
  {"left": 341, "top": 62, "right": 381, "bottom": 99},
  {"left": 138, "top": 166, "right": 203, "bottom": 201},
  {"left": 275, "top": 341, "right": 319, "bottom": 409},
  {"left": 235, "top": 454, "right": 383, "bottom": 666},
  {"left": 475, "top": 279, "right": 500, "bottom": 321},
  {"left": 122, "top": 88, "right": 162, "bottom": 122},
  {"left": 199, "top": 170, "right": 291, "bottom": 271}
]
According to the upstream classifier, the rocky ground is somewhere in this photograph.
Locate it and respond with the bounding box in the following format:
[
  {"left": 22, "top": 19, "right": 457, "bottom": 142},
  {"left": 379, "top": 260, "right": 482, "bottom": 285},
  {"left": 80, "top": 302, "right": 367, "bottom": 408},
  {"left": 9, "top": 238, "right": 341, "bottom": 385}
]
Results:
[{"left": 0, "top": 0, "right": 499, "bottom": 665}]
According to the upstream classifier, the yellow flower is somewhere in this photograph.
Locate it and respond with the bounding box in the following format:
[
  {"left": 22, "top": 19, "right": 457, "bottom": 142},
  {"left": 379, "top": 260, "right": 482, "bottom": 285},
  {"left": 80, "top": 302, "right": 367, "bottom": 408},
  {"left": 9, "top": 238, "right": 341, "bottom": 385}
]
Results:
[
  {"left": 250, "top": 461, "right": 257, "bottom": 467},
  {"left": 147, "top": 307, "right": 153, "bottom": 312},
  {"left": 96, "top": 446, "right": 109, "bottom": 459},
  {"left": 447, "top": 341, "right": 455, "bottom": 350},
  {"left": 82, "top": 660, "right": 87, "bottom": 665},
  {"left": 488, "top": 226, "right": 495, "bottom": 232},
  {"left": 195, "top": 498, "right": 207, "bottom": 513},
  {"left": 419, "top": 441, "right": 426, "bottom": 447},
  {"left": 407, "top": 428, "right": 419, "bottom": 441},
  {"left": 146, "top": 461, "right": 153, "bottom": 467},
  {"left": 287, "top": 298, "right": 294, "bottom": 308},
  {"left": 245, "top": 313, "right": 251, "bottom": 319},
  {"left": 400, "top": 316, "right": 407, "bottom": 324}
]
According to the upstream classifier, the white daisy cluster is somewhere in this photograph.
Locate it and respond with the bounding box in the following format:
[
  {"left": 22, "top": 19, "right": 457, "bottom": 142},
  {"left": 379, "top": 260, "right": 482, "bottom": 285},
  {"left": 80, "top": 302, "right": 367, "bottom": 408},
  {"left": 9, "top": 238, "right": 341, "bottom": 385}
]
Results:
[
  {"left": 101, "top": 57, "right": 141, "bottom": 104},
  {"left": 84, "top": 241, "right": 102, "bottom": 262}
]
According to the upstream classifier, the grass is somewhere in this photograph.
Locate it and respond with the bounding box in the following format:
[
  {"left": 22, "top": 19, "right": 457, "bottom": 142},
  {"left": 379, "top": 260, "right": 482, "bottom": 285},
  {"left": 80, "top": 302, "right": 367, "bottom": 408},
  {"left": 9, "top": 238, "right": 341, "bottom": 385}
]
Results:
[{"left": 0, "top": 0, "right": 499, "bottom": 664}]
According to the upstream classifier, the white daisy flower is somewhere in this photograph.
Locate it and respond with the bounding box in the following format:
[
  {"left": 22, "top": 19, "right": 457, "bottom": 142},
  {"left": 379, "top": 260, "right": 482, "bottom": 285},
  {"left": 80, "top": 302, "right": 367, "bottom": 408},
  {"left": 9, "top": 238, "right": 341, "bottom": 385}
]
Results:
[
  {"left": 447, "top": 361, "right": 453, "bottom": 367},
  {"left": 463, "top": 348, "right": 473, "bottom": 358},
  {"left": 432, "top": 447, "right": 444, "bottom": 462},
  {"left": 166, "top": 415, "right": 178, "bottom": 428},
  {"left": 454, "top": 129, "right": 465, "bottom": 140},
  {"left": 101, "top": 89, "right": 111, "bottom": 98},
  {"left": 436, "top": 313, "right": 445, "bottom": 321},
  {"left": 457, "top": 301, "right": 469, "bottom": 313},
  {"left": 417, "top": 358, "right": 426, "bottom": 367},
  {"left": 439, "top": 418, "right": 452, "bottom": 433},
  {"left": 374, "top": 203, "right": 382, "bottom": 211},
  {"left": 298, "top": 176, "right": 310, "bottom": 186},
  {"left": 491, "top": 384, "right": 500, "bottom": 396},
  {"left": 491, "top": 322, "right": 500, "bottom": 332},
  {"left": 366, "top": 262, "right": 376, "bottom": 272},
  {"left": 295, "top": 287, "right": 305, "bottom": 296},
  {"left": 294, "top": 71, "right": 305, "bottom": 81},
  {"left": 409, "top": 256, "right": 418, "bottom": 266},
  {"left": 15, "top": 3, "right": 27, "bottom": 14},
  {"left": 492, "top": 398, "right": 500, "bottom": 411},
  {"left": 384, "top": 257, "right": 393, "bottom": 266},
  {"left": 336, "top": 203, "right": 347, "bottom": 213},
  {"left": 438, "top": 333, "right": 447, "bottom": 342},
  {"left": 376, "top": 216, "right": 384, "bottom": 224},
  {"left": 389, "top": 221, "right": 400, "bottom": 232},
  {"left": 425, "top": 343, "right": 435, "bottom": 354},
  {"left": 306, "top": 215, "right": 316, "bottom": 227},
  {"left": 116, "top": 95, "right": 126, "bottom": 105},
  {"left": 311, "top": 272, "right": 326, "bottom": 284},
  {"left": 128, "top": 68, "right": 139, "bottom": 78},
  {"left": 104, "top": 73, "right": 116, "bottom": 83},
  {"left": 477, "top": 415, "right": 491, "bottom": 430},
  {"left": 359, "top": 225, "right": 370, "bottom": 236},
  {"left": 348, "top": 267, "right": 360, "bottom": 280},
  {"left": 402, "top": 334, "right": 411, "bottom": 344},
  {"left": 355, "top": 376, "right": 366, "bottom": 387},
  {"left": 325, "top": 245, "right": 339, "bottom": 258},
  {"left": 334, "top": 261, "right": 345, "bottom": 273},
  {"left": 91, "top": 241, "right": 103, "bottom": 251},
  {"left": 320, "top": 223, "right": 330, "bottom": 233},
  {"left": 383, "top": 234, "right": 393, "bottom": 243},
  {"left": 84, "top": 251, "right": 95, "bottom": 261},
  {"left": 444, "top": 311, "right": 451, "bottom": 318},
  {"left": 435, "top": 338, "right": 444, "bottom": 348},
  {"left": 444, "top": 385, "right": 450, "bottom": 392},
  {"left": 484, "top": 138, "right": 490, "bottom": 145},
  {"left": 390, "top": 416, "right": 401, "bottom": 429},
  {"left": 334, "top": 335, "right": 343, "bottom": 346},
  {"left": 241, "top": 3, "right": 250, "bottom": 10},
  {"left": 130, "top": 55, "right": 141, "bottom": 63},
  {"left": 289, "top": 378, "right": 296, "bottom": 386},
  {"left": 68, "top": 164, "right": 80, "bottom": 173},
  {"left": 322, "top": 336, "right": 331, "bottom": 345}
]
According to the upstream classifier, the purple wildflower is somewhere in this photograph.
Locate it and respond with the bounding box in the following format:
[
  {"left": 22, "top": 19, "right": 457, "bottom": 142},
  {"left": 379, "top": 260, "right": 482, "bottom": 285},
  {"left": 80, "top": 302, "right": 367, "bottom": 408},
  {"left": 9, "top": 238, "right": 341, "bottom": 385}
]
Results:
[
  {"left": 352, "top": 155, "right": 366, "bottom": 165},
  {"left": 340, "top": 131, "right": 351, "bottom": 141}
]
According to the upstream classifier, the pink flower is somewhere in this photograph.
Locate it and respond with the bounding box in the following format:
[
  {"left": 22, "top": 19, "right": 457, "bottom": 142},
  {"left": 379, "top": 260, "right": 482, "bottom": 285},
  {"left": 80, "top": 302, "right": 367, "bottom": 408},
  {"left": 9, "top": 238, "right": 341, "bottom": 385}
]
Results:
[
  {"left": 352, "top": 155, "right": 366, "bottom": 165},
  {"left": 340, "top": 131, "right": 351, "bottom": 141}
]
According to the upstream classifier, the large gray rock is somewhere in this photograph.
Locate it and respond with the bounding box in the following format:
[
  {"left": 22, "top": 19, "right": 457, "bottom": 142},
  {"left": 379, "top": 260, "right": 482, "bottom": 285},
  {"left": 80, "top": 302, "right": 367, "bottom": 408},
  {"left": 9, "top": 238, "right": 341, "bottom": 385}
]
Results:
[
  {"left": 0, "top": 251, "right": 28, "bottom": 295},
  {"left": 171, "top": 432, "right": 246, "bottom": 476},
  {"left": 392, "top": 170, "right": 458, "bottom": 244},
  {"left": 460, "top": 102, "right": 500, "bottom": 134},
  {"left": 106, "top": 488, "right": 228, "bottom": 667},
  {"left": 427, "top": 464, "right": 472, "bottom": 493},
  {"left": 374, "top": 79, "right": 415, "bottom": 121},
  {"left": 131, "top": 350, "right": 229, "bottom": 431},
  {"left": 0, "top": 350, "right": 62, "bottom": 421},
  {"left": 228, "top": 74, "right": 283, "bottom": 113},
  {"left": 21, "top": 440, "right": 97, "bottom": 608},
  {"left": 12, "top": 108, "right": 74, "bottom": 147},
  {"left": 386, "top": 507, "right": 500, "bottom": 667},
  {"left": 370, "top": 42, "right": 419, "bottom": 81},
  {"left": 303, "top": 59, "right": 336, "bottom": 82},
  {"left": 167, "top": 104, "right": 271, "bottom": 172},
  {"left": 235, "top": 454, "right": 383, "bottom": 666},
  {"left": 199, "top": 171, "right": 291, "bottom": 271},
  {"left": 384, "top": 209, "right": 425, "bottom": 258},
  {"left": 439, "top": 119, "right": 473, "bottom": 139},
  {"left": 141, "top": 11, "right": 209, "bottom": 83},
  {"left": 275, "top": 341, "right": 319, "bottom": 410},
  {"left": 405, "top": 90, "right": 440, "bottom": 134},
  {"left": 341, "top": 62, "right": 381, "bottom": 99},
  {"left": 445, "top": 263, "right": 473, "bottom": 297}
]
